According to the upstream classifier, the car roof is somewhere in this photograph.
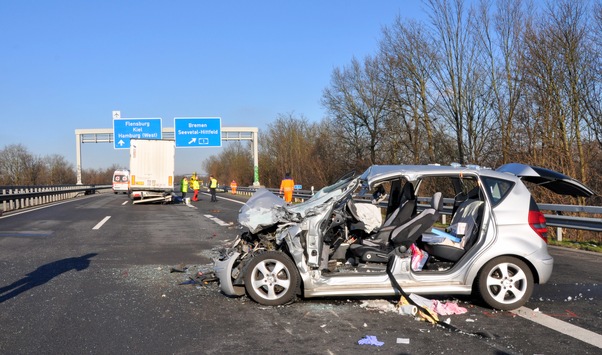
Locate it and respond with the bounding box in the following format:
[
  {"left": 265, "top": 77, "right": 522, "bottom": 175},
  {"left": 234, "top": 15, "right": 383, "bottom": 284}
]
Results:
[{"left": 360, "top": 164, "right": 518, "bottom": 185}]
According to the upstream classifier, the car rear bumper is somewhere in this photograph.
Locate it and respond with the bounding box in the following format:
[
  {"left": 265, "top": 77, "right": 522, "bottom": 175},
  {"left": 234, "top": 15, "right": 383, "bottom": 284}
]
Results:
[{"left": 530, "top": 252, "right": 554, "bottom": 284}]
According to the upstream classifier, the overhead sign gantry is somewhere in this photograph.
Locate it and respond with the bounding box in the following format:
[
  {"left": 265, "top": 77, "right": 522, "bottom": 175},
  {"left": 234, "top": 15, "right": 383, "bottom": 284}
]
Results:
[{"left": 75, "top": 111, "right": 259, "bottom": 186}]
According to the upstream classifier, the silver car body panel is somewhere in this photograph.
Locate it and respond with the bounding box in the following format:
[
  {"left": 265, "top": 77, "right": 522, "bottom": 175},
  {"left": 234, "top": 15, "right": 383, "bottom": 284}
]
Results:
[{"left": 214, "top": 251, "right": 245, "bottom": 297}]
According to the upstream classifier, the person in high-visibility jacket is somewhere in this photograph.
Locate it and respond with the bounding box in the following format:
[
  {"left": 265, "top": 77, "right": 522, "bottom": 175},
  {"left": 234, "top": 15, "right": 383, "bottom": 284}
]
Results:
[
  {"left": 180, "top": 177, "right": 189, "bottom": 200},
  {"left": 279, "top": 172, "right": 295, "bottom": 203},
  {"left": 209, "top": 175, "right": 218, "bottom": 202},
  {"left": 230, "top": 180, "right": 237, "bottom": 194},
  {"left": 191, "top": 176, "right": 200, "bottom": 201}
]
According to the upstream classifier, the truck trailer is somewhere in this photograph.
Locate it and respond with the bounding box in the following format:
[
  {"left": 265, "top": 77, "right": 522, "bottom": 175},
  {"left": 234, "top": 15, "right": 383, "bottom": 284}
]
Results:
[{"left": 129, "top": 139, "right": 175, "bottom": 204}]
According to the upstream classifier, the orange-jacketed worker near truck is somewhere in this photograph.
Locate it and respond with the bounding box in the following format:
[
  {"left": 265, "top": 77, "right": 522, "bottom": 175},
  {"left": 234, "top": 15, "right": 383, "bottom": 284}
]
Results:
[
  {"left": 279, "top": 172, "right": 295, "bottom": 203},
  {"left": 230, "top": 180, "right": 237, "bottom": 194}
]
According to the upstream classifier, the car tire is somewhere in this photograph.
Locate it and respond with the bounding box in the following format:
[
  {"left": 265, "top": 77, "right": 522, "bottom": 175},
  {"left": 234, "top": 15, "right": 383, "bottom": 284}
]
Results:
[
  {"left": 243, "top": 251, "right": 300, "bottom": 306},
  {"left": 476, "top": 256, "right": 534, "bottom": 310}
]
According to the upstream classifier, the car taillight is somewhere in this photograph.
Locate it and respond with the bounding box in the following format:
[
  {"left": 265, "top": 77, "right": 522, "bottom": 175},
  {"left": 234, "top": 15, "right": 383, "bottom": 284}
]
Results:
[{"left": 528, "top": 210, "right": 548, "bottom": 243}]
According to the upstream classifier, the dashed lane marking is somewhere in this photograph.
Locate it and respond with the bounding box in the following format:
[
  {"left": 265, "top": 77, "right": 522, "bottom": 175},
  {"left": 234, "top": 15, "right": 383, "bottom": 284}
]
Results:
[
  {"left": 204, "top": 214, "right": 231, "bottom": 226},
  {"left": 92, "top": 216, "right": 111, "bottom": 230}
]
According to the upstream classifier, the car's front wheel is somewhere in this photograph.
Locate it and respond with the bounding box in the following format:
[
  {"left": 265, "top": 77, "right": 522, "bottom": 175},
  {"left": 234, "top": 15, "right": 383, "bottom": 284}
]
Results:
[
  {"left": 243, "top": 251, "right": 300, "bottom": 306},
  {"left": 476, "top": 256, "right": 534, "bottom": 310}
]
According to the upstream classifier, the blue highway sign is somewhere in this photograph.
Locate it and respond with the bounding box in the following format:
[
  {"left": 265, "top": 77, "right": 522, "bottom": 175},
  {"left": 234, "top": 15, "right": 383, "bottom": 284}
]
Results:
[
  {"left": 174, "top": 117, "right": 222, "bottom": 148},
  {"left": 113, "top": 118, "right": 162, "bottom": 149}
]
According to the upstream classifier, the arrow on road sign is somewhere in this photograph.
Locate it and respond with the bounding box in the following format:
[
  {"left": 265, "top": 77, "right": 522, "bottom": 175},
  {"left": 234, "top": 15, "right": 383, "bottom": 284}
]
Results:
[{"left": 188, "top": 138, "right": 197, "bottom": 144}]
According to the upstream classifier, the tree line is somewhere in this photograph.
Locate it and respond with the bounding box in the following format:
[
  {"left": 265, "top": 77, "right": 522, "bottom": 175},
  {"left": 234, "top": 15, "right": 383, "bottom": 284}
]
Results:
[
  {"left": 3, "top": 0, "right": 602, "bottom": 204},
  {"left": 206, "top": 0, "right": 602, "bottom": 203},
  {"left": 0, "top": 143, "right": 118, "bottom": 186}
]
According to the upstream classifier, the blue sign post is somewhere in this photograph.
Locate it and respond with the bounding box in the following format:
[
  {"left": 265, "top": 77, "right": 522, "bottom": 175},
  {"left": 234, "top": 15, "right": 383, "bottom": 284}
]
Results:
[
  {"left": 174, "top": 117, "right": 222, "bottom": 148},
  {"left": 113, "top": 118, "right": 162, "bottom": 149}
]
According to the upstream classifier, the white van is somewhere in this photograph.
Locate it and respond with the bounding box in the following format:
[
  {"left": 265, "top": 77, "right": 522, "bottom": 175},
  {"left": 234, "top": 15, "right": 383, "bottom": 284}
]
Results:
[{"left": 112, "top": 169, "right": 130, "bottom": 194}]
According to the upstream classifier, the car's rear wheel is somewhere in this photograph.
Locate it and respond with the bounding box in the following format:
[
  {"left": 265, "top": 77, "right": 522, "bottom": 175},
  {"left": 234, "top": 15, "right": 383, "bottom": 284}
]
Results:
[
  {"left": 476, "top": 256, "right": 533, "bottom": 310},
  {"left": 243, "top": 251, "right": 300, "bottom": 306}
]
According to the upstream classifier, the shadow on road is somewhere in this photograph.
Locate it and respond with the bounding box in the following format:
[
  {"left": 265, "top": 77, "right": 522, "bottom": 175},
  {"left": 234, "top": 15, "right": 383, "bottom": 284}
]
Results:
[{"left": 0, "top": 253, "right": 98, "bottom": 303}]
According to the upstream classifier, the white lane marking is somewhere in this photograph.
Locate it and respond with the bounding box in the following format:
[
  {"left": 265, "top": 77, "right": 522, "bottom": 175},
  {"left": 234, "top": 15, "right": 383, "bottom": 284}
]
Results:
[
  {"left": 122, "top": 201, "right": 129, "bottom": 205},
  {"left": 204, "top": 214, "right": 231, "bottom": 227},
  {"left": 199, "top": 192, "right": 245, "bottom": 205},
  {"left": 92, "top": 216, "right": 111, "bottom": 230},
  {"left": 512, "top": 306, "right": 602, "bottom": 348}
]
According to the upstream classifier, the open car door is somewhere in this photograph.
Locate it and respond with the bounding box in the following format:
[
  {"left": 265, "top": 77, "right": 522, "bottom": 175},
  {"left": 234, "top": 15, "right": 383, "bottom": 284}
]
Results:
[{"left": 497, "top": 163, "right": 595, "bottom": 197}]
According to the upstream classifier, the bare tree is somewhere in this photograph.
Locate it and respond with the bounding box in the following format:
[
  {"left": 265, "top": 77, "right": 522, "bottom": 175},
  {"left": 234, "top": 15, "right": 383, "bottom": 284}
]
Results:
[
  {"left": 322, "top": 56, "right": 391, "bottom": 166},
  {"left": 257, "top": 113, "right": 334, "bottom": 189},
  {"left": 379, "top": 18, "right": 438, "bottom": 164},
  {"left": 0, "top": 144, "right": 35, "bottom": 185},
  {"left": 522, "top": 0, "right": 593, "bottom": 182},
  {"left": 202, "top": 141, "right": 254, "bottom": 187},
  {"left": 474, "top": 0, "right": 531, "bottom": 165},
  {"left": 44, "top": 154, "right": 76, "bottom": 185},
  {"left": 583, "top": 0, "right": 602, "bottom": 149},
  {"left": 427, "top": 0, "right": 482, "bottom": 164}
]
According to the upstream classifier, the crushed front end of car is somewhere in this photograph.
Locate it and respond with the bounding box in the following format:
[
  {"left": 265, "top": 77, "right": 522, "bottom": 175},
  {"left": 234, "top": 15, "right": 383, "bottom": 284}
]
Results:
[{"left": 214, "top": 172, "right": 360, "bottom": 304}]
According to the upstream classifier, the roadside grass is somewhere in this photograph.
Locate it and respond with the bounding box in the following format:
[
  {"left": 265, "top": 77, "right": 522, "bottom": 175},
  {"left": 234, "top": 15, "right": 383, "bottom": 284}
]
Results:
[{"left": 548, "top": 239, "right": 602, "bottom": 253}]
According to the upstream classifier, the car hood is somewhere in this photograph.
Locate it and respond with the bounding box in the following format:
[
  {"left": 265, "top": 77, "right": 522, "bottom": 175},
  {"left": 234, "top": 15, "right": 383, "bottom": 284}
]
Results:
[{"left": 496, "top": 163, "right": 595, "bottom": 197}]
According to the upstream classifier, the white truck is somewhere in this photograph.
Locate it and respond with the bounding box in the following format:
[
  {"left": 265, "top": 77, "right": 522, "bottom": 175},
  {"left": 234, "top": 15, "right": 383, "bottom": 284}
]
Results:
[{"left": 129, "top": 139, "right": 175, "bottom": 204}]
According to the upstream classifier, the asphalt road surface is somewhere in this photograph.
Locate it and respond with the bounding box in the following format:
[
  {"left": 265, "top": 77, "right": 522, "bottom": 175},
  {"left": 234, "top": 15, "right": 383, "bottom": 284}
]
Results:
[{"left": 0, "top": 191, "right": 600, "bottom": 354}]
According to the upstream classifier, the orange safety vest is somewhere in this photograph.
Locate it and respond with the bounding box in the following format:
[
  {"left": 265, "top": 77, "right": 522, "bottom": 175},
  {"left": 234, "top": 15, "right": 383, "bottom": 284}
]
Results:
[
  {"left": 230, "top": 180, "right": 237, "bottom": 194},
  {"left": 280, "top": 178, "right": 295, "bottom": 202}
]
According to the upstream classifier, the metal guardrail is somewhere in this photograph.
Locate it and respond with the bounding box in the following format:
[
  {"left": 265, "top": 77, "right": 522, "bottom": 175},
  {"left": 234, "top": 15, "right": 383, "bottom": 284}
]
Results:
[
  {"left": 538, "top": 204, "right": 602, "bottom": 241},
  {"left": 0, "top": 185, "right": 112, "bottom": 214}
]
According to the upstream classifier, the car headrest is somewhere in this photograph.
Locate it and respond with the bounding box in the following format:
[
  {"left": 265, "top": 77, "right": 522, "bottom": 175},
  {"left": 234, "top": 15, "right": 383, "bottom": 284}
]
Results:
[
  {"left": 431, "top": 192, "right": 443, "bottom": 211},
  {"left": 401, "top": 182, "right": 415, "bottom": 200}
]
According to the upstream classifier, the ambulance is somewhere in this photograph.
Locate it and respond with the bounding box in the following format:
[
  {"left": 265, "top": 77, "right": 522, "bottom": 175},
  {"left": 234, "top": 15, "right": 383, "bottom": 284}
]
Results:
[{"left": 112, "top": 169, "right": 130, "bottom": 194}]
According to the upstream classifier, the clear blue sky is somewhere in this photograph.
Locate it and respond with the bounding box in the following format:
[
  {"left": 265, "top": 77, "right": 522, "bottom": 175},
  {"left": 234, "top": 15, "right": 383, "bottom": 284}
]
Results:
[{"left": 0, "top": 0, "right": 426, "bottom": 175}]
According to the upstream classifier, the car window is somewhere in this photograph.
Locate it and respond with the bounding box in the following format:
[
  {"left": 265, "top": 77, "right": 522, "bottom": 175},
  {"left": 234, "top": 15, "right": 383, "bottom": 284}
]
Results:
[
  {"left": 416, "top": 176, "right": 456, "bottom": 201},
  {"left": 114, "top": 175, "right": 128, "bottom": 182},
  {"left": 481, "top": 176, "right": 514, "bottom": 206}
]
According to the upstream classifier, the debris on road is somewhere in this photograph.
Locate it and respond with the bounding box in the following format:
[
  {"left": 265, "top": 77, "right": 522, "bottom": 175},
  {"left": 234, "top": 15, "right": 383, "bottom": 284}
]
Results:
[
  {"left": 359, "top": 299, "right": 397, "bottom": 313},
  {"left": 357, "top": 335, "right": 384, "bottom": 346},
  {"left": 171, "top": 264, "right": 219, "bottom": 286},
  {"left": 432, "top": 299, "right": 468, "bottom": 315},
  {"left": 170, "top": 263, "right": 187, "bottom": 273}
]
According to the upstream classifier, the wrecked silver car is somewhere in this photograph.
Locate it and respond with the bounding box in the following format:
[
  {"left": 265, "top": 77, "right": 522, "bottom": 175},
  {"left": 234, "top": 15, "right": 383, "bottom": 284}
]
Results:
[{"left": 214, "top": 164, "right": 594, "bottom": 310}]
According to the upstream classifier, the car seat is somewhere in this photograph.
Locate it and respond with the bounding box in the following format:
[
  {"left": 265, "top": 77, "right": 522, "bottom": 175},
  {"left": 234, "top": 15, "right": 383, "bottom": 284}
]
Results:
[
  {"left": 383, "top": 181, "right": 417, "bottom": 227},
  {"left": 389, "top": 192, "right": 443, "bottom": 248},
  {"left": 423, "top": 199, "right": 484, "bottom": 262},
  {"left": 349, "top": 192, "right": 443, "bottom": 263}
]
